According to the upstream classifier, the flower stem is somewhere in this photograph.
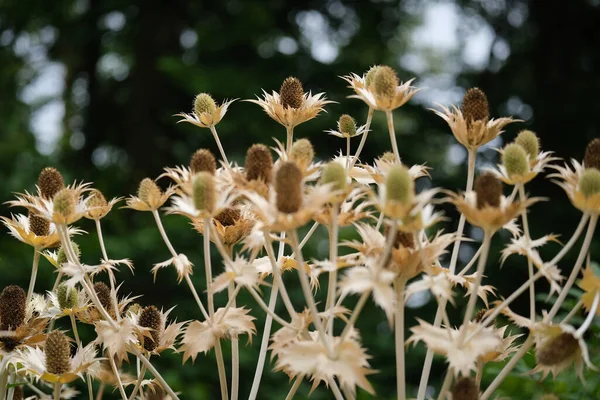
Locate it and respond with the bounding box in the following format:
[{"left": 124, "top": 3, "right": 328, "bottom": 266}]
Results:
[
  {"left": 349, "top": 107, "right": 373, "bottom": 169},
  {"left": 229, "top": 282, "right": 239, "bottom": 400},
  {"left": 460, "top": 231, "right": 492, "bottom": 330},
  {"left": 436, "top": 369, "right": 453, "bottom": 400},
  {"left": 26, "top": 248, "right": 40, "bottom": 303},
  {"left": 54, "top": 382, "right": 62, "bottom": 400},
  {"left": 128, "top": 364, "right": 147, "bottom": 400},
  {"left": 247, "top": 287, "right": 294, "bottom": 329},
  {"left": 263, "top": 232, "right": 296, "bottom": 317},
  {"left": 136, "top": 351, "right": 180, "bottom": 400},
  {"left": 337, "top": 290, "right": 370, "bottom": 346},
  {"left": 284, "top": 375, "right": 303, "bottom": 400},
  {"left": 346, "top": 137, "right": 351, "bottom": 171},
  {"left": 518, "top": 184, "right": 536, "bottom": 321},
  {"left": 210, "top": 125, "right": 230, "bottom": 166},
  {"left": 286, "top": 126, "right": 294, "bottom": 155},
  {"left": 325, "top": 206, "right": 339, "bottom": 335},
  {"left": 108, "top": 356, "right": 128, "bottom": 400},
  {"left": 95, "top": 219, "right": 121, "bottom": 320},
  {"left": 395, "top": 277, "right": 407, "bottom": 400},
  {"left": 385, "top": 110, "right": 401, "bottom": 163}
]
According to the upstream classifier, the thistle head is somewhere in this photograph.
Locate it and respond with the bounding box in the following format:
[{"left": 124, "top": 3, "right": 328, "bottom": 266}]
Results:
[
  {"left": 192, "top": 172, "right": 216, "bottom": 213},
  {"left": 93, "top": 282, "right": 112, "bottom": 312},
  {"left": 515, "top": 130, "right": 540, "bottom": 160},
  {"left": 0, "top": 285, "right": 26, "bottom": 330},
  {"left": 190, "top": 149, "right": 217, "bottom": 175},
  {"left": 279, "top": 77, "right": 304, "bottom": 109},
  {"left": 38, "top": 167, "right": 65, "bottom": 199},
  {"left": 137, "top": 178, "right": 162, "bottom": 205},
  {"left": 245, "top": 144, "right": 273, "bottom": 183},
  {"left": 584, "top": 138, "right": 600, "bottom": 170},
  {"left": 57, "top": 241, "right": 80, "bottom": 265},
  {"left": 474, "top": 173, "right": 502, "bottom": 209},
  {"left": 56, "top": 283, "right": 78, "bottom": 310},
  {"left": 321, "top": 162, "right": 347, "bottom": 192},
  {"left": 45, "top": 330, "right": 71, "bottom": 375},
  {"left": 53, "top": 188, "right": 76, "bottom": 220},
  {"left": 451, "top": 376, "right": 479, "bottom": 400},
  {"left": 579, "top": 168, "right": 600, "bottom": 198},
  {"left": 215, "top": 208, "right": 241, "bottom": 226},
  {"left": 385, "top": 164, "right": 414, "bottom": 206},
  {"left": 502, "top": 143, "right": 530, "bottom": 178},
  {"left": 364, "top": 65, "right": 381, "bottom": 89},
  {"left": 372, "top": 65, "right": 399, "bottom": 100},
  {"left": 462, "top": 88, "right": 489, "bottom": 125},
  {"left": 290, "top": 139, "right": 314, "bottom": 171},
  {"left": 28, "top": 212, "right": 50, "bottom": 237},
  {"left": 139, "top": 305, "right": 161, "bottom": 352},
  {"left": 275, "top": 162, "right": 303, "bottom": 214},
  {"left": 536, "top": 332, "right": 579, "bottom": 366},
  {"left": 87, "top": 189, "right": 107, "bottom": 209},
  {"left": 338, "top": 114, "right": 357, "bottom": 137},
  {"left": 193, "top": 93, "right": 217, "bottom": 116}
]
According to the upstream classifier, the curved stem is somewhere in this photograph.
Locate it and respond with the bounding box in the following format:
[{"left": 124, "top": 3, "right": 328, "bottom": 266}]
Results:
[
  {"left": 385, "top": 110, "right": 401, "bottom": 163},
  {"left": 136, "top": 351, "right": 180, "bottom": 400},
  {"left": 395, "top": 277, "right": 407, "bottom": 400},
  {"left": 95, "top": 219, "right": 120, "bottom": 320},
  {"left": 27, "top": 249, "right": 40, "bottom": 303},
  {"left": 229, "top": 283, "right": 239, "bottom": 400},
  {"left": 436, "top": 369, "right": 453, "bottom": 400},
  {"left": 151, "top": 211, "right": 177, "bottom": 258},
  {"left": 247, "top": 287, "right": 294, "bottom": 330},
  {"left": 350, "top": 107, "right": 373, "bottom": 169},
  {"left": 263, "top": 232, "right": 296, "bottom": 317},
  {"left": 184, "top": 275, "right": 210, "bottom": 321},
  {"left": 209, "top": 125, "right": 230, "bottom": 166},
  {"left": 549, "top": 213, "right": 589, "bottom": 266},
  {"left": 338, "top": 290, "right": 370, "bottom": 346},
  {"left": 108, "top": 356, "right": 128, "bottom": 400}
]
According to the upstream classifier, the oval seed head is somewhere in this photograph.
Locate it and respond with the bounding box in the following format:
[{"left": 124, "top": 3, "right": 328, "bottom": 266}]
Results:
[
  {"left": 279, "top": 77, "right": 304, "bottom": 109},
  {"left": 53, "top": 188, "right": 76, "bottom": 220},
  {"left": 385, "top": 165, "right": 414, "bottom": 206},
  {"left": 192, "top": 172, "right": 216, "bottom": 213},
  {"left": 93, "top": 282, "right": 112, "bottom": 312},
  {"left": 190, "top": 149, "right": 216, "bottom": 175},
  {"left": 321, "top": 162, "right": 347, "bottom": 192},
  {"left": 379, "top": 151, "right": 397, "bottom": 164},
  {"left": 579, "top": 168, "right": 600, "bottom": 198},
  {"left": 502, "top": 143, "right": 530, "bottom": 178},
  {"left": 462, "top": 88, "right": 489, "bottom": 125},
  {"left": 290, "top": 138, "right": 315, "bottom": 171},
  {"left": 56, "top": 283, "right": 78, "bottom": 310},
  {"left": 364, "top": 65, "right": 381, "bottom": 89},
  {"left": 215, "top": 208, "right": 241, "bottom": 226},
  {"left": 139, "top": 305, "right": 161, "bottom": 352},
  {"left": 451, "top": 376, "right": 479, "bottom": 400},
  {"left": 536, "top": 332, "right": 579, "bottom": 366},
  {"left": 87, "top": 189, "right": 107, "bottom": 209},
  {"left": 0, "top": 285, "right": 26, "bottom": 330},
  {"left": 28, "top": 211, "right": 50, "bottom": 237},
  {"left": 338, "top": 114, "right": 357, "bottom": 137},
  {"left": 57, "top": 242, "right": 80, "bottom": 265},
  {"left": 275, "top": 162, "right": 303, "bottom": 214},
  {"left": 38, "top": 167, "right": 65, "bottom": 199},
  {"left": 137, "top": 178, "right": 161, "bottom": 205},
  {"left": 584, "top": 138, "right": 600, "bottom": 170},
  {"left": 245, "top": 144, "right": 273, "bottom": 183},
  {"left": 474, "top": 173, "right": 502, "bottom": 209},
  {"left": 45, "top": 330, "right": 71, "bottom": 375},
  {"left": 515, "top": 130, "right": 540, "bottom": 159},
  {"left": 372, "top": 65, "right": 399, "bottom": 100},
  {"left": 193, "top": 93, "right": 217, "bottom": 116}
]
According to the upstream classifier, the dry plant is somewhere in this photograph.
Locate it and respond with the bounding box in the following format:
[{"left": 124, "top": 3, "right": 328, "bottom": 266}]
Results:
[{"left": 1, "top": 65, "right": 600, "bottom": 400}]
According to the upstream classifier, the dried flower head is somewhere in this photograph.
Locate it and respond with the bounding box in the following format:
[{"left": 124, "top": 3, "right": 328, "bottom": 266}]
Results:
[
  {"left": 372, "top": 65, "right": 399, "bottom": 100},
  {"left": 502, "top": 143, "right": 530, "bottom": 181},
  {"left": 53, "top": 188, "right": 76, "bottom": 221},
  {"left": 515, "top": 130, "right": 540, "bottom": 160},
  {"left": 279, "top": 77, "right": 304, "bottom": 109},
  {"left": 321, "top": 162, "right": 347, "bottom": 192},
  {"left": 579, "top": 168, "right": 600, "bottom": 198},
  {"left": 177, "top": 95, "right": 235, "bottom": 129},
  {"left": 550, "top": 160, "right": 600, "bottom": 213},
  {"left": 462, "top": 88, "right": 489, "bottom": 127},
  {"left": 85, "top": 188, "right": 119, "bottom": 220},
  {"left": 383, "top": 164, "right": 414, "bottom": 218},
  {"left": 0, "top": 285, "right": 26, "bottom": 330},
  {"left": 364, "top": 65, "right": 380, "bottom": 88},
  {"left": 584, "top": 138, "right": 600, "bottom": 170},
  {"left": 451, "top": 376, "right": 479, "bottom": 400},
  {"left": 338, "top": 114, "right": 357, "bottom": 137},
  {"left": 126, "top": 178, "right": 174, "bottom": 212},
  {"left": 45, "top": 330, "right": 71, "bottom": 376},
  {"left": 57, "top": 283, "right": 79, "bottom": 310},
  {"left": 28, "top": 212, "right": 50, "bottom": 237},
  {"left": 190, "top": 149, "right": 217, "bottom": 175},
  {"left": 245, "top": 144, "right": 273, "bottom": 183},
  {"left": 473, "top": 173, "right": 502, "bottom": 209},
  {"left": 342, "top": 68, "right": 418, "bottom": 111},
  {"left": 139, "top": 305, "right": 161, "bottom": 352},
  {"left": 138, "top": 178, "right": 161, "bottom": 205},
  {"left": 192, "top": 172, "right": 216, "bottom": 213},
  {"left": 537, "top": 332, "right": 579, "bottom": 367},
  {"left": 290, "top": 139, "right": 315, "bottom": 172},
  {"left": 93, "top": 282, "right": 112, "bottom": 313},
  {"left": 38, "top": 167, "right": 65, "bottom": 199},
  {"left": 275, "top": 162, "right": 303, "bottom": 214},
  {"left": 194, "top": 93, "right": 217, "bottom": 116}
]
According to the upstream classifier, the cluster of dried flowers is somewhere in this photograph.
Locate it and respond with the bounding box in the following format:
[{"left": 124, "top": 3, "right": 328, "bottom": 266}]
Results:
[{"left": 1, "top": 65, "right": 599, "bottom": 400}]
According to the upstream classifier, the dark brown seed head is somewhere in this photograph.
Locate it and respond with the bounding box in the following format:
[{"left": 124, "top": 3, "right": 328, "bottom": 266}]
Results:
[
  {"left": 0, "top": 285, "right": 26, "bottom": 330},
  {"left": 215, "top": 208, "right": 241, "bottom": 226},
  {"left": 279, "top": 77, "right": 304, "bottom": 109},
  {"left": 28, "top": 211, "right": 50, "bottom": 237},
  {"left": 275, "top": 162, "right": 303, "bottom": 214},
  {"left": 462, "top": 88, "right": 489, "bottom": 126},
  {"left": 93, "top": 282, "right": 111, "bottom": 312},
  {"left": 190, "top": 149, "right": 217, "bottom": 175},
  {"left": 473, "top": 173, "right": 502, "bottom": 209},
  {"left": 45, "top": 330, "right": 71, "bottom": 375},
  {"left": 12, "top": 385, "right": 24, "bottom": 400},
  {"left": 38, "top": 167, "right": 65, "bottom": 199},
  {"left": 451, "top": 376, "right": 479, "bottom": 400},
  {"left": 584, "top": 138, "right": 600, "bottom": 170},
  {"left": 536, "top": 332, "right": 579, "bottom": 366},
  {"left": 139, "top": 305, "right": 161, "bottom": 352},
  {"left": 245, "top": 144, "right": 273, "bottom": 183}
]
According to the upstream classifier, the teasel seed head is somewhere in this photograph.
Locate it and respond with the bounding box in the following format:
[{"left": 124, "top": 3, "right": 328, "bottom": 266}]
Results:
[
  {"left": 385, "top": 164, "right": 414, "bottom": 206},
  {"left": 28, "top": 212, "right": 50, "bottom": 237},
  {"left": 584, "top": 138, "right": 600, "bottom": 170},
  {"left": 93, "top": 282, "right": 112, "bottom": 312},
  {"left": 53, "top": 188, "right": 76, "bottom": 220},
  {"left": 57, "top": 242, "right": 80, "bottom": 265},
  {"left": 536, "top": 332, "right": 579, "bottom": 366},
  {"left": 451, "top": 376, "right": 479, "bottom": 400},
  {"left": 372, "top": 65, "right": 399, "bottom": 100},
  {"left": 0, "top": 285, "right": 26, "bottom": 330},
  {"left": 279, "top": 77, "right": 304, "bottom": 109},
  {"left": 38, "top": 167, "right": 65, "bottom": 199},
  {"left": 245, "top": 144, "right": 273, "bottom": 183},
  {"left": 579, "top": 168, "right": 600, "bottom": 198},
  {"left": 45, "top": 330, "right": 71, "bottom": 376},
  {"left": 338, "top": 114, "right": 357, "bottom": 137},
  {"left": 364, "top": 65, "right": 381, "bottom": 89},
  {"left": 515, "top": 130, "right": 540, "bottom": 159},
  {"left": 137, "top": 178, "right": 161, "bottom": 205},
  {"left": 290, "top": 139, "right": 315, "bottom": 171},
  {"left": 462, "top": 88, "right": 489, "bottom": 126},
  {"left": 139, "top": 305, "right": 161, "bottom": 352},
  {"left": 215, "top": 208, "right": 241, "bottom": 226},
  {"left": 190, "top": 149, "right": 217, "bottom": 175},
  {"left": 192, "top": 172, "right": 216, "bottom": 214},
  {"left": 474, "top": 173, "right": 502, "bottom": 209},
  {"left": 193, "top": 93, "right": 217, "bottom": 116},
  {"left": 321, "top": 162, "right": 347, "bottom": 192},
  {"left": 275, "top": 162, "right": 303, "bottom": 214},
  {"left": 502, "top": 143, "right": 530, "bottom": 178}
]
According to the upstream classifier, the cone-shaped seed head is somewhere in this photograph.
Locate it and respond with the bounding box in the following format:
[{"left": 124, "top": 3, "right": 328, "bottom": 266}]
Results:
[
  {"left": 515, "top": 130, "right": 540, "bottom": 159},
  {"left": 93, "top": 282, "right": 111, "bottom": 311},
  {"left": 215, "top": 208, "right": 241, "bottom": 226},
  {"left": 57, "top": 242, "right": 80, "bottom": 265},
  {"left": 536, "top": 332, "right": 579, "bottom": 366},
  {"left": 584, "top": 138, "right": 600, "bottom": 170},
  {"left": 451, "top": 376, "right": 479, "bottom": 400},
  {"left": 385, "top": 165, "right": 414, "bottom": 205},
  {"left": 503, "top": 143, "right": 530, "bottom": 178},
  {"left": 29, "top": 212, "right": 50, "bottom": 237},
  {"left": 53, "top": 188, "right": 76, "bottom": 219},
  {"left": 88, "top": 189, "right": 107, "bottom": 209},
  {"left": 579, "top": 168, "right": 600, "bottom": 198},
  {"left": 290, "top": 139, "right": 315, "bottom": 170},
  {"left": 338, "top": 114, "right": 357, "bottom": 137},
  {"left": 38, "top": 167, "right": 65, "bottom": 199},
  {"left": 462, "top": 88, "right": 489, "bottom": 124},
  {"left": 0, "top": 285, "right": 26, "bottom": 330},
  {"left": 190, "top": 149, "right": 216, "bottom": 175},
  {"left": 45, "top": 330, "right": 71, "bottom": 375},
  {"left": 474, "top": 173, "right": 502, "bottom": 209},
  {"left": 279, "top": 77, "right": 304, "bottom": 109},
  {"left": 321, "top": 162, "right": 347, "bottom": 192},
  {"left": 372, "top": 65, "right": 398, "bottom": 100},
  {"left": 137, "top": 178, "right": 161, "bottom": 205},
  {"left": 192, "top": 172, "right": 216, "bottom": 213},
  {"left": 57, "top": 283, "right": 78, "bottom": 310},
  {"left": 193, "top": 93, "right": 217, "bottom": 116},
  {"left": 139, "top": 305, "right": 161, "bottom": 352},
  {"left": 245, "top": 144, "right": 273, "bottom": 183},
  {"left": 275, "top": 162, "right": 303, "bottom": 214},
  {"left": 364, "top": 65, "right": 381, "bottom": 89}
]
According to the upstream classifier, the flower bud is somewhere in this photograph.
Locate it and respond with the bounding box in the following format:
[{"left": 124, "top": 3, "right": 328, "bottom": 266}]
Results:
[
  {"left": 88, "top": 189, "right": 107, "bottom": 209},
  {"left": 93, "top": 282, "right": 112, "bottom": 312},
  {"left": 192, "top": 172, "right": 216, "bottom": 213},
  {"left": 462, "top": 88, "right": 489, "bottom": 125},
  {"left": 364, "top": 65, "right": 381, "bottom": 89},
  {"left": 0, "top": 285, "right": 26, "bottom": 330},
  {"left": 245, "top": 144, "right": 273, "bottom": 183},
  {"left": 57, "top": 242, "right": 80, "bottom": 265},
  {"left": 372, "top": 65, "right": 398, "bottom": 100},
  {"left": 279, "top": 77, "right": 304, "bottom": 109},
  {"left": 38, "top": 167, "right": 65, "bottom": 199},
  {"left": 385, "top": 165, "right": 413, "bottom": 206},
  {"left": 290, "top": 139, "right": 314, "bottom": 171},
  {"left": 190, "top": 149, "right": 216, "bottom": 175},
  {"left": 275, "top": 162, "right": 303, "bottom": 214},
  {"left": 53, "top": 188, "right": 76, "bottom": 220},
  {"left": 45, "top": 330, "right": 71, "bottom": 375},
  {"left": 474, "top": 173, "right": 502, "bottom": 209},
  {"left": 29, "top": 212, "right": 50, "bottom": 237},
  {"left": 536, "top": 332, "right": 579, "bottom": 366},
  {"left": 338, "top": 114, "right": 357, "bottom": 137},
  {"left": 515, "top": 130, "right": 540, "bottom": 159},
  {"left": 502, "top": 143, "right": 530, "bottom": 178},
  {"left": 451, "top": 376, "right": 479, "bottom": 400},
  {"left": 57, "top": 283, "right": 78, "bottom": 310},
  {"left": 139, "top": 305, "right": 161, "bottom": 352},
  {"left": 579, "top": 168, "right": 600, "bottom": 198},
  {"left": 321, "top": 162, "right": 347, "bottom": 192},
  {"left": 137, "top": 178, "right": 161, "bottom": 206},
  {"left": 193, "top": 93, "right": 217, "bottom": 116},
  {"left": 584, "top": 138, "right": 600, "bottom": 170}
]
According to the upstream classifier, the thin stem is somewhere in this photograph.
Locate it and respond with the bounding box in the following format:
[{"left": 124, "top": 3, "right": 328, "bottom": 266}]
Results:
[
  {"left": 385, "top": 110, "right": 401, "bottom": 163},
  {"left": 436, "top": 369, "right": 453, "bottom": 400},
  {"left": 263, "top": 232, "right": 296, "bottom": 317},
  {"left": 229, "top": 282, "right": 239, "bottom": 400},
  {"left": 338, "top": 290, "right": 370, "bottom": 345},
  {"left": 395, "top": 277, "right": 407, "bottom": 400},
  {"left": 95, "top": 219, "right": 109, "bottom": 260},
  {"left": 457, "top": 245, "right": 482, "bottom": 276},
  {"left": 345, "top": 137, "right": 351, "bottom": 171},
  {"left": 576, "top": 291, "right": 600, "bottom": 338},
  {"left": 518, "top": 184, "right": 536, "bottom": 321},
  {"left": 27, "top": 249, "right": 41, "bottom": 303},
  {"left": 292, "top": 221, "right": 319, "bottom": 256},
  {"left": 210, "top": 125, "right": 230, "bottom": 166},
  {"left": 349, "top": 107, "right": 373, "bottom": 169},
  {"left": 54, "top": 382, "right": 62, "bottom": 400},
  {"left": 108, "top": 356, "right": 128, "bottom": 400},
  {"left": 0, "top": 365, "right": 7, "bottom": 399},
  {"left": 247, "top": 286, "right": 294, "bottom": 329},
  {"left": 151, "top": 211, "right": 177, "bottom": 258},
  {"left": 562, "top": 299, "right": 583, "bottom": 324},
  {"left": 329, "top": 379, "right": 345, "bottom": 400},
  {"left": 128, "top": 364, "right": 147, "bottom": 400},
  {"left": 69, "top": 313, "right": 82, "bottom": 348},
  {"left": 216, "top": 285, "right": 242, "bottom": 324},
  {"left": 549, "top": 213, "right": 589, "bottom": 266},
  {"left": 325, "top": 206, "right": 339, "bottom": 335},
  {"left": 284, "top": 375, "right": 303, "bottom": 400},
  {"left": 286, "top": 126, "right": 294, "bottom": 155},
  {"left": 95, "top": 219, "right": 120, "bottom": 320},
  {"left": 214, "top": 339, "right": 229, "bottom": 400},
  {"left": 185, "top": 275, "right": 210, "bottom": 321},
  {"left": 475, "top": 361, "right": 483, "bottom": 388},
  {"left": 5, "top": 372, "right": 15, "bottom": 400},
  {"left": 460, "top": 231, "right": 492, "bottom": 332},
  {"left": 136, "top": 351, "right": 180, "bottom": 400}
]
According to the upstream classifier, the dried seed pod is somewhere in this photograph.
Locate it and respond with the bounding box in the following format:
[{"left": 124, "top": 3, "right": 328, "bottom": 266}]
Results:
[
  {"left": 279, "top": 77, "right": 304, "bottom": 109},
  {"left": 137, "top": 178, "right": 161, "bottom": 205},
  {"left": 245, "top": 144, "right": 273, "bottom": 183},
  {"left": 290, "top": 139, "right": 314, "bottom": 171},
  {"left": 190, "top": 149, "right": 217, "bottom": 175},
  {"left": 584, "top": 138, "right": 600, "bottom": 170},
  {"left": 88, "top": 189, "right": 107, "bottom": 209},
  {"left": 53, "top": 188, "right": 76, "bottom": 220},
  {"left": 93, "top": 282, "right": 112, "bottom": 312},
  {"left": 372, "top": 65, "right": 399, "bottom": 100},
  {"left": 451, "top": 376, "right": 479, "bottom": 400},
  {"left": 385, "top": 164, "right": 413, "bottom": 206},
  {"left": 579, "top": 168, "right": 600, "bottom": 198},
  {"left": 192, "top": 172, "right": 216, "bottom": 213},
  {"left": 194, "top": 93, "right": 217, "bottom": 116},
  {"left": 515, "top": 130, "right": 540, "bottom": 159},
  {"left": 321, "top": 162, "right": 347, "bottom": 192},
  {"left": 462, "top": 88, "right": 489, "bottom": 125},
  {"left": 38, "top": 167, "right": 65, "bottom": 199},
  {"left": 536, "top": 332, "right": 579, "bottom": 366},
  {"left": 503, "top": 143, "right": 530, "bottom": 178},
  {"left": 0, "top": 285, "right": 26, "bottom": 330},
  {"left": 56, "top": 283, "right": 78, "bottom": 310},
  {"left": 139, "top": 305, "right": 161, "bottom": 352},
  {"left": 28, "top": 212, "right": 50, "bottom": 236},
  {"left": 275, "top": 162, "right": 303, "bottom": 214},
  {"left": 215, "top": 208, "right": 241, "bottom": 226},
  {"left": 338, "top": 114, "right": 357, "bottom": 137},
  {"left": 473, "top": 173, "right": 502, "bottom": 209},
  {"left": 45, "top": 330, "right": 71, "bottom": 375}
]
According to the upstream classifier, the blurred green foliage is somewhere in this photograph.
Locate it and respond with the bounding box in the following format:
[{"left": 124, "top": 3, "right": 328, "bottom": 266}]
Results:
[{"left": 1, "top": 0, "right": 599, "bottom": 398}]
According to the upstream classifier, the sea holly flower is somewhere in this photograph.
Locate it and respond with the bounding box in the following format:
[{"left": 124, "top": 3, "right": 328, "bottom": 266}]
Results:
[
  {"left": 132, "top": 305, "right": 185, "bottom": 355},
  {"left": 212, "top": 256, "right": 262, "bottom": 293},
  {"left": 326, "top": 114, "right": 368, "bottom": 139},
  {"left": 1, "top": 213, "right": 83, "bottom": 250},
  {"left": 356, "top": 152, "right": 429, "bottom": 186},
  {"left": 84, "top": 189, "right": 121, "bottom": 220},
  {"left": 176, "top": 93, "right": 236, "bottom": 129},
  {"left": 125, "top": 178, "right": 176, "bottom": 212}
]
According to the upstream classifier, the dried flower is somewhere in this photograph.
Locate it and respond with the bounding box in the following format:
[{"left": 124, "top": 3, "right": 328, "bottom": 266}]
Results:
[
  {"left": 45, "top": 330, "right": 71, "bottom": 375},
  {"left": 245, "top": 144, "right": 273, "bottom": 183},
  {"left": 342, "top": 68, "right": 419, "bottom": 111},
  {"left": 502, "top": 143, "right": 530, "bottom": 182},
  {"left": 177, "top": 94, "right": 235, "bottom": 129},
  {"left": 192, "top": 172, "right": 216, "bottom": 214},
  {"left": 38, "top": 167, "right": 65, "bottom": 199},
  {"left": 515, "top": 130, "right": 540, "bottom": 160},
  {"left": 139, "top": 305, "right": 161, "bottom": 352},
  {"left": 0, "top": 285, "right": 26, "bottom": 330},
  {"left": 451, "top": 376, "right": 479, "bottom": 400},
  {"left": 584, "top": 138, "right": 600, "bottom": 170},
  {"left": 275, "top": 162, "right": 303, "bottom": 214},
  {"left": 190, "top": 149, "right": 217, "bottom": 175},
  {"left": 289, "top": 138, "right": 315, "bottom": 173},
  {"left": 279, "top": 77, "right": 304, "bottom": 109}
]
